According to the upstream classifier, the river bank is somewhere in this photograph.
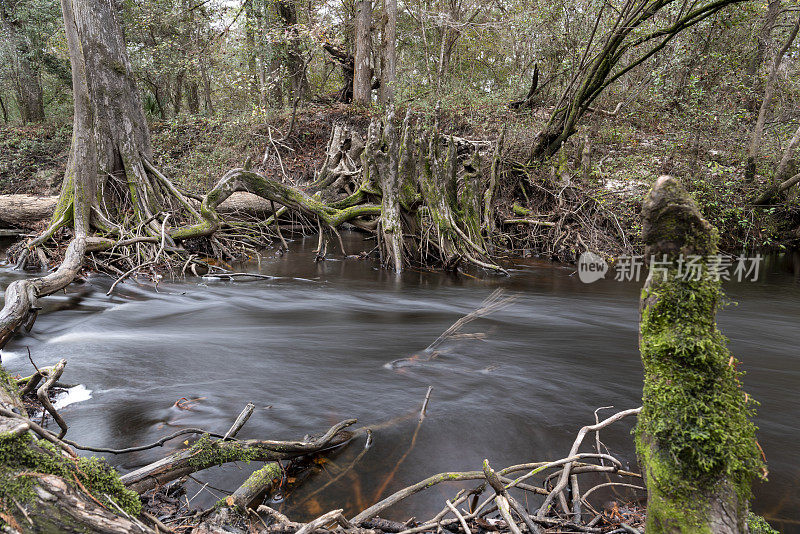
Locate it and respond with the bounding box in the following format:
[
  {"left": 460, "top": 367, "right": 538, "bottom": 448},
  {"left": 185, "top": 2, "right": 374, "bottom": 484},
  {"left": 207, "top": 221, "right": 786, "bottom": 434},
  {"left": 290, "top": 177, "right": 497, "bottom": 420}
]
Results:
[{"left": 2, "top": 104, "right": 798, "bottom": 263}]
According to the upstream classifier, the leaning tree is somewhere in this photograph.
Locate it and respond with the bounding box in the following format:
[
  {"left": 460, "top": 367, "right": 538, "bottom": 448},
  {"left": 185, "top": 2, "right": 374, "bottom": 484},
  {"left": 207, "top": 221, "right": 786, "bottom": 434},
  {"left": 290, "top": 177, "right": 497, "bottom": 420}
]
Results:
[{"left": 527, "top": 0, "right": 750, "bottom": 159}]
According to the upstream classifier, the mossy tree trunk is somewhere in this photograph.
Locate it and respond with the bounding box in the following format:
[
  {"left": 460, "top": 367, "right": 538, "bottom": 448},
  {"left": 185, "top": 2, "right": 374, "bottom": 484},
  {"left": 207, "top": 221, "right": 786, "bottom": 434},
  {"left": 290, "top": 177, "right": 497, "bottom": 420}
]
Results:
[
  {"left": 636, "top": 176, "right": 762, "bottom": 533},
  {"left": 371, "top": 111, "right": 404, "bottom": 271},
  {"left": 55, "top": 0, "right": 177, "bottom": 237}
]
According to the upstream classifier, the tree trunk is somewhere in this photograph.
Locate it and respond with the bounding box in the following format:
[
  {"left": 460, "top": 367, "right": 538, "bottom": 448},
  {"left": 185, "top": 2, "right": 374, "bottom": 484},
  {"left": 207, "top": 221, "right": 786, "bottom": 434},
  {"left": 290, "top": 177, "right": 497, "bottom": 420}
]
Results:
[
  {"left": 746, "top": 12, "right": 800, "bottom": 181},
  {"left": 55, "top": 0, "right": 173, "bottom": 231},
  {"left": 747, "top": 0, "right": 782, "bottom": 80},
  {"left": 0, "top": 93, "right": 8, "bottom": 123},
  {"left": 187, "top": 79, "right": 199, "bottom": 114},
  {"left": 173, "top": 69, "right": 185, "bottom": 116},
  {"left": 530, "top": 0, "right": 748, "bottom": 161},
  {"left": 353, "top": 0, "right": 372, "bottom": 105},
  {"left": 276, "top": 0, "right": 309, "bottom": 103},
  {"left": 379, "top": 0, "right": 396, "bottom": 105},
  {"left": 368, "top": 112, "right": 403, "bottom": 271},
  {"left": 0, "top": 6, "right": 45, "bottom": 122},
  {"left": 756, "top": 121, "right": 800, "bottom": 204},
  {"left": 636, "top": 176, "right": 762, "bottom": 533},
  {"left": 245, "top": 0, "right": 259, "bottom": 101},
  {"left": 199, "top": 48, "right": 215, "bottom": 114},
  {"left": 13, "top": 59, "right": 46, "bottom": 122},
  {"left": 323, "top": 42, "right": 354, "bottom": 103}
]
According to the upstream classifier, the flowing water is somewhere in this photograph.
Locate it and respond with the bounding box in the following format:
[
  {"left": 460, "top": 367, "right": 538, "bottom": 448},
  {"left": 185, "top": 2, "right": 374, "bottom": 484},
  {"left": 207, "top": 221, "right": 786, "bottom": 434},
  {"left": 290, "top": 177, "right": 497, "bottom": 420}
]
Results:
[{"left": 1, "top": 233, "right": 798, "bottom": 531}]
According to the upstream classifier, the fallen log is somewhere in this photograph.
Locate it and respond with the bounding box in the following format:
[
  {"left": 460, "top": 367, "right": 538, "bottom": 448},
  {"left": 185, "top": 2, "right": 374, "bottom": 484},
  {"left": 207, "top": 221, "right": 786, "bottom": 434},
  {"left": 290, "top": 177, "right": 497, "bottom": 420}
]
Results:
[
  {"left": 0, "top": 195, "right": 58, "bottom": 228},
  {"left": 228, "top": 462, "right": 282, "bottom": 510},
  {"left": 0, "top": 192, "right": 275, "bottom": 229}
]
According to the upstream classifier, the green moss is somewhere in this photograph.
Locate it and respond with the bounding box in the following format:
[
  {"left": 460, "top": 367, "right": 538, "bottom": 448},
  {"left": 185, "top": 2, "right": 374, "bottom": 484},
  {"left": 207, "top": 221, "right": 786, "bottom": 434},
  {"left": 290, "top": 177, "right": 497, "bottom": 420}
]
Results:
[
  {"left": 0, "top": 367, "right": 18, "bottom": 397},
  {"left": 637, "top": 434, "right": 716, "bottom": 533},
  {"left": 636, "top": 264, "right": 762, "bottom": 531},
  {"left": 747, "top": 512, "right": 779, "bottom": 534},
  {"left": 637, "top": 270, "right": 761, "bottom": 491},
  {"left": 0, "top": 434, "right": 141, "bottom": 519},
  {"left": 512, "top": 203, "right": 532, "bottom": 217},
  {"left": 186, "top": 434, "right": 261, "bottom": 468},
  {"left": 241, "top": 463, "right": 281, "bottom": 490},
  {"left": 642, "top": 178, "right": 718, "bottom": 257}
]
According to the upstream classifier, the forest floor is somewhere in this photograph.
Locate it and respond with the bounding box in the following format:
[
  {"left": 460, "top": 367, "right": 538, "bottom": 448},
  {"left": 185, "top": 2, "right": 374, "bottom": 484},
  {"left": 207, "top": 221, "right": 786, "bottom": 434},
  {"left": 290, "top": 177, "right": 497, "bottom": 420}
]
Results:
[{"left": 1, "top": 102, "right": 798, "bottom": 260}]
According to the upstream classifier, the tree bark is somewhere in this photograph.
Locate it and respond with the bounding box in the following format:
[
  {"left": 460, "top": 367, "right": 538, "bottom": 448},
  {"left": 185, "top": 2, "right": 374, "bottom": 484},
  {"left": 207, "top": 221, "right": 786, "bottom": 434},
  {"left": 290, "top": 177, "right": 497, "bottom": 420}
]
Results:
[
  {"left": 353, "top": 0, "right": 372, "bottom": 105},
  {"left": 746, "top": 0, "right": 782, "bottom": 80},
  {"left": 55, "top": 0, "right": 189, "bottom": 238},
  {"left": 0, "top": 195, "right": 59, "bottom": 228},
  {"left": 173, "top": 69, "right": 185, "bottom": 116},
  {"left": 637, "top": 176, "right": 761, "bottom": 533},
  {"left": 371, "top": 112, "right": 403, "bottom": 271},
  {"left": 13, "top": 57, "right": 46, "bottom": 123},
  {"left": 0, "top": 93, "right": 8, "bottom": 122},
  {"left": 379, "top": 0, "right": 397, "bottom": 105},
  {"left": 187, "top": 79, "right": 199, "bottom": 114}
]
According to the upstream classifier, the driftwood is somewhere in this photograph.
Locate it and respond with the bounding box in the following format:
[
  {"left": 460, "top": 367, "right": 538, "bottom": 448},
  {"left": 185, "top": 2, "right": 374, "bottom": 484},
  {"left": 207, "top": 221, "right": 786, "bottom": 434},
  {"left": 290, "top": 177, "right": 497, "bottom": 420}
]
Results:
[
  {"left": 228, "top": 462, "right": 282, "bottom": 510},
  {"left": 0, "top": 362, "right": 357, "bottom": 534}
]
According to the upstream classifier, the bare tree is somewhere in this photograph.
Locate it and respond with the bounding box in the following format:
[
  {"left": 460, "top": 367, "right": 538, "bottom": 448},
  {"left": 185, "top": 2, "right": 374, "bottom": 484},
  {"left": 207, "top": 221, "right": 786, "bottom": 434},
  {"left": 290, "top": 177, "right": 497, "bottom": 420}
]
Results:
[{"left": 353, "top": 0, "right": 372, "bottom": 104}]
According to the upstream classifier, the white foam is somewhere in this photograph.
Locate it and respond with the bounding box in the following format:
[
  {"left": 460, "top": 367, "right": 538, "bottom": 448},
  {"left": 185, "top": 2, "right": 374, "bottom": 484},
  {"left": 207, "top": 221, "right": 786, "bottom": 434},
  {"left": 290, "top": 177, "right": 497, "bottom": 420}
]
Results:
[
  {"left": 47, "top": 331, "right": 152, "bottom": 344},
  {"left": 0, "top": 350, "right": 24, "bottom": 363},
  {"left": 52, "top": 385, "right": 92, "bottom": 410}
]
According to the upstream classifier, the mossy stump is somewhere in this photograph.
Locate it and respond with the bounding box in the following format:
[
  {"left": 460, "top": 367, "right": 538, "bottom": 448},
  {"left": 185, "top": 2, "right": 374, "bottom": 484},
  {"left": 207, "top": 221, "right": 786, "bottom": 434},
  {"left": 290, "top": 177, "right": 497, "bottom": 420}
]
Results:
[{"left": 636, "top": 176, "right": 763, "bottom": 533}]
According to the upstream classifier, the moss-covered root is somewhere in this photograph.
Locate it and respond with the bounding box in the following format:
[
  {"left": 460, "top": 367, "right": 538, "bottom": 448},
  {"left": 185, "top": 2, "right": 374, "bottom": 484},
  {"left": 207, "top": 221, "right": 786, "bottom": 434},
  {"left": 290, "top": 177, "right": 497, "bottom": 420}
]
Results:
[{"left": 636, "top": 176, "right": 762, "bottom": 534}]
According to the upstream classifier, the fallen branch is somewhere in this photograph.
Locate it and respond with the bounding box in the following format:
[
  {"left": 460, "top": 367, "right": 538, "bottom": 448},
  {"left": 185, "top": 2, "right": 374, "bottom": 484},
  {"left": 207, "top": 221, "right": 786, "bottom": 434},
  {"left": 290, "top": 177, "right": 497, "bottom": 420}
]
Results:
[{"left": 120, "top": 419, "right": 356, "bottom": 493}]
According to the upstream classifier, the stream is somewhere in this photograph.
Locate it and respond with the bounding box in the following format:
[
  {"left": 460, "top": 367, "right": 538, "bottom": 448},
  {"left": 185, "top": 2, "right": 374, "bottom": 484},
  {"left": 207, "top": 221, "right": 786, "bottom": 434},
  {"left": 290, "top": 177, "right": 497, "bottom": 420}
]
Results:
[{"left": 1, "top": 232, "right": 798, "bottom": 532}]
